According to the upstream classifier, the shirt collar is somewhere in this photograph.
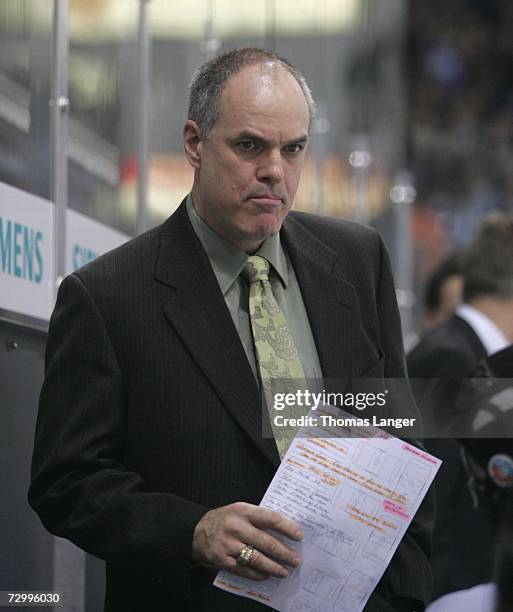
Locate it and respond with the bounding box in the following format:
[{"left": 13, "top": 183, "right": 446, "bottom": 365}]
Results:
[
  {"left": 456, "top": 303, "right": 510, "bottom": 356},
  {"left": 186, "top": 194, "right": 288, "bottom": 294}
]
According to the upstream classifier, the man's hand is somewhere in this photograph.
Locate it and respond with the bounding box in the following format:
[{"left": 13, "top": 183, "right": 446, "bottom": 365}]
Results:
[{"left": 192, "top": 502, "right": 303, "bottom": 581}]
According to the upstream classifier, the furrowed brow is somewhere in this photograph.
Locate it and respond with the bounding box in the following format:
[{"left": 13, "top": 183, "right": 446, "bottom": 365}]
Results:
[
  {"left": 232, "top": 131, "right": 267, "bottom": 143},
  {"left": 285, "top": 135, "right": 308, "bottom": 146},
  {"left": 232, "top": 131, "right": 308, "bottom": 146}
]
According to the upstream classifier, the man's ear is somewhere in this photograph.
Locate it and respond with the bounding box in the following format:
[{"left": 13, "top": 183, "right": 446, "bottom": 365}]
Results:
[{"left": 183, "top": 120, "right": 203, "bottom": 169}]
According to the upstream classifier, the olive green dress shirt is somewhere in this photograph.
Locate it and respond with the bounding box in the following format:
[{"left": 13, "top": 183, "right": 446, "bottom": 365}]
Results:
[{"left": 186, "top": 195, "right": 322, "bottom": 382}]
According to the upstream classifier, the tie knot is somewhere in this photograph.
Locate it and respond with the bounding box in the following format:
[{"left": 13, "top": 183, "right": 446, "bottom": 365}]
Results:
[{"left": 241, "top": 255, "right": 270, "bottom": 283}]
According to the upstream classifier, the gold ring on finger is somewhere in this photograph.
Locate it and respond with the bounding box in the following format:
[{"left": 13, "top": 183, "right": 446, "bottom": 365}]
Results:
[{"left": 237, "top": 543, "right": 254, "bottom": 566}]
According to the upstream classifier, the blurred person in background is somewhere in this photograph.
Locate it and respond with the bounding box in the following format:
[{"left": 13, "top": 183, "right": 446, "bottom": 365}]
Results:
[
  {"left": 28, "top": 48, "right": 432, "bottom": 612},
  {"left": 409, "top": 215, "right": 513, "bottom": 380},
  {"left": 426, "top": 344, "right": 513, "bottom": 612},
  {"left": 408, "top": 214, "right": 513, "bottom": 599},
  {"left": 423, "top": 252, "right": 464, "bottom": 332}
]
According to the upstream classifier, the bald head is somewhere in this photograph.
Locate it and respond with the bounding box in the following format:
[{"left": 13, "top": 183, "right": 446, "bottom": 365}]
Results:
[
  {"left": 214, "top": 63, "right": 310, "bottom": 139},
  {"left": 187, "top": 47, "right": 315, "bottom": 138},
  {"left": 183, "top": 52, "right": 310, "bottom": 253}
]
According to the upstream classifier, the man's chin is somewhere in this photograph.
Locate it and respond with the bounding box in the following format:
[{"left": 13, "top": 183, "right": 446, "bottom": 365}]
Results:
[
  {"left": 232, "top": 224, "right": 281, "bottom": 253},
  {"left": 249, "top": 224, "right": 281, "bottom": 242},
  {"left": 251, "top": 214, "right": 288, "bottom": 237}
]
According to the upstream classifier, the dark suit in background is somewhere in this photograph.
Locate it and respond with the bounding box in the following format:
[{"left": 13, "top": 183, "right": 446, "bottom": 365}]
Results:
[
  {"left": 408, "top": 315, "right": 486, "bottom": 381},
  {"left": 29, "top": 201, "right": 433, "bottom": 611},
  {"left": 408, "top": 314, "right": 493, "bottom": 598}
]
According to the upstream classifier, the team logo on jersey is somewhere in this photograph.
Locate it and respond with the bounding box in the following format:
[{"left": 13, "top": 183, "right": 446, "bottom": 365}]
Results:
[{"left": 488, "top": 454, "right": 513, "bottom": 488}]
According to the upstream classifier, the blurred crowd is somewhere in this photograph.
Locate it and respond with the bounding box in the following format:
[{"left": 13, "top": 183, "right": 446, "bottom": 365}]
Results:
[
  {"left": 408, "top": 213, "right": 513, "bottom": 611},
  {"left": 408, "top": 0, "right": 513, "bottom": 233},
  {"left": 407, "top": 0, "right": 513, "bottom": 304}
]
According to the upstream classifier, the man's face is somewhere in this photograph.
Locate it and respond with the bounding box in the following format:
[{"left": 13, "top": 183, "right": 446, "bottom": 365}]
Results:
[{"left": 184, "top": 62, "right": 310, "bottom": 253}]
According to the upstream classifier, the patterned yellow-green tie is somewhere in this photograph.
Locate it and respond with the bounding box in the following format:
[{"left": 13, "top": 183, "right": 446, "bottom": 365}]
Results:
[{"left": 241, "top": 255, "right": 307, "bottom": 458}]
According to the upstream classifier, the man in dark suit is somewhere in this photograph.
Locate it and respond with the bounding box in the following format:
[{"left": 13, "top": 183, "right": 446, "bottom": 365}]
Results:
[
  {"left": 29, "top": 48, "right": 432, "bottom": 611},
  {"left": 426, "top": 345, "right": 513, "bottom": 611},
  {"left": 408, "top": 214, "right": 513, "bottom": 599}
]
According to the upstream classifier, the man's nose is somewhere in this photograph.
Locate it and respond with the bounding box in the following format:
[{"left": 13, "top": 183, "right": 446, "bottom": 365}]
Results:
[{"left": 256, "top": 150, "right": 284, "bottom": 184}]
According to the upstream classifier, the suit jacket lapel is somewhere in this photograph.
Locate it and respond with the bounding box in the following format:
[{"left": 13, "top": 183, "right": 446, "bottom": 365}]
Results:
[
  {"left": 155, "top": 201, "right": 280, "bottom": 467},
  {"left": 282, "top": 214, "right": 360, "bottom": 380},
  {"left": 452, "top": 315, "right": 487, "bottom": 362},
  {"left": 154, "top": 203, "right": 362, "bottom": 466}
]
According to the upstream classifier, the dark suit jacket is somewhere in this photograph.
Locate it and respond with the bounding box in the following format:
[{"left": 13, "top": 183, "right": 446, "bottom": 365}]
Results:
[
  {"left": 408, "top": 315, "right": 486, "bottom": 381},
  {"left": 29, "top": 201, "right": 433, "bottom": 611},
  {"left": 407, "top": 314, "right": 493, "bottom": 599}
]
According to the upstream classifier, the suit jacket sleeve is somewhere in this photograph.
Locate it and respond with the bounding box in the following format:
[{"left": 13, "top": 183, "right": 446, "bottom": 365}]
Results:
[
  {"left": 370, "top": 235, "right": 435, "bottom": 611},
  {"left": 28, "top": 273, "right": 209, "bottom": 581}
]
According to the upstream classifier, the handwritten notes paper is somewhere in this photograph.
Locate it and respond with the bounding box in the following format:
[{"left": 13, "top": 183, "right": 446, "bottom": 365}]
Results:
[{"left": 214, "top": 405, "right": 441, "bottom": 611}]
